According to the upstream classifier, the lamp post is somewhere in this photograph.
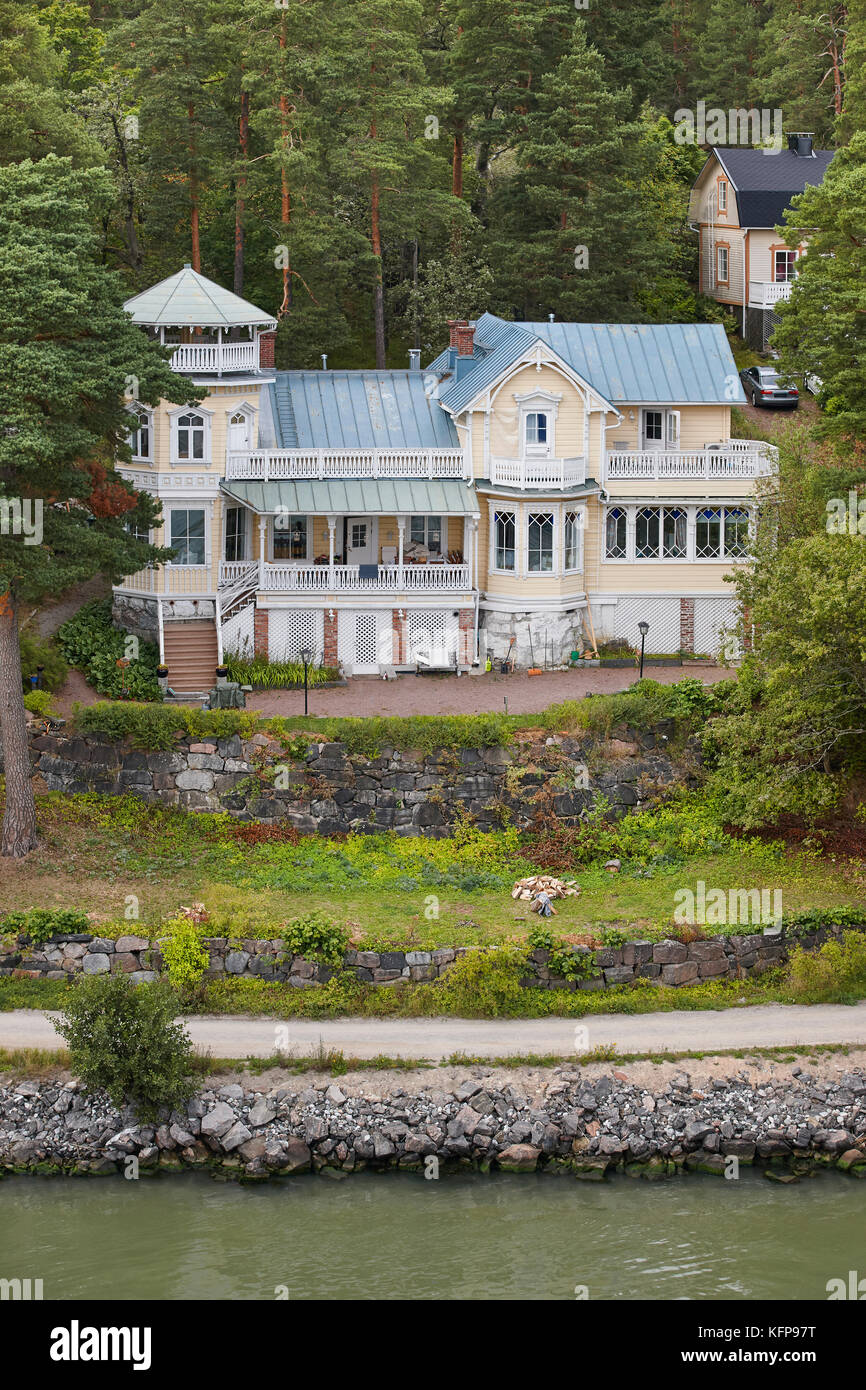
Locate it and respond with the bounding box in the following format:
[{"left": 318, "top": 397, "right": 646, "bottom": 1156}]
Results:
[
  {"left": 638, "top": 621, "right": 649, "bottom": 680},
  {"left": 300, "top": 646, "right": 312, "bottom": 716}
]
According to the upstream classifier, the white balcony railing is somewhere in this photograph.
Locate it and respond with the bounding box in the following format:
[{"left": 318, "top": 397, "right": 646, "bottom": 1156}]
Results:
[
  {"left": 170, "top": 342, "right": 259, "bottom": 375},
  {"left": 490, "top": 456, "right": 586, "bottom": 489},
  {"left": 226, "top": 447, "right": 467, "bottom": 481},
  {"left": 256, "top": 562, "right": 472, "bottom": 594},
  {"left": 748, "top": 281, "right": 794, "bottom": 309},
  {"left": 606, "top": 444, "right": 776, "bottom": 481}
]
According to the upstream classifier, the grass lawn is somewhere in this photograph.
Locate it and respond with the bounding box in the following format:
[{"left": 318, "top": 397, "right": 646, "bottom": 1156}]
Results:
[{"left": 0, "top": 791, "right": 862, "bottom": 950}]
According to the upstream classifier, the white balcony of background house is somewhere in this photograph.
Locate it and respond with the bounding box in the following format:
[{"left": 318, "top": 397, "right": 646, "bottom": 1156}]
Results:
[{"left": 747, "top": 281, "right": 794, "bottom": 309}]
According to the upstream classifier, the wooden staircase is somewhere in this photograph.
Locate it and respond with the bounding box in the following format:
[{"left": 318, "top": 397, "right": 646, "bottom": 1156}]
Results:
[{"left": 162, "top": 620, "right": 219, "bottom": 695}]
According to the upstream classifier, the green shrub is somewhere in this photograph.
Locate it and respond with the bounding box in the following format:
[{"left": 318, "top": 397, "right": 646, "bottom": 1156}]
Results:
[
  {"left": 0, "top": 908, "right": 91, "bottom": 945},
  {"left": 55, "top": 974, "right": 196, "bottom": 1119},
  {"left": 22, "top": 689, "right": 55, "bottom": 717},
  {"left": 433, "top": 945, "right": 529, "bottom": 1016},
  {"left": 19, "top": 631, "right": 69, "bottom": 693},
  {"left": 784, "top": 931, "right": 866, "bottom": 1005},
  {"left": 526, "top": 924, "right": 598, "bottom": 982},
  {"left": 159, "top": 917, "right": 210, "bottom": 996},
  {"left": 280, "top": 912, "right": 348, "bottom": 967},
  {"left": 57, "top": 599, "right": 162, "bottom": 702},
  {"left": 224, "top": 655, "right": 340, "bottom": 689}
]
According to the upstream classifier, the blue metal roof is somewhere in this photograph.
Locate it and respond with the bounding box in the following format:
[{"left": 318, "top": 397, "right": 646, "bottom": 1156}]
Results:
[
  {"left": 268, "top": 371, "right": 459, "bottom": 450},
  {"left": 436, "top": 315, "right": 744, "bottom": 409}
]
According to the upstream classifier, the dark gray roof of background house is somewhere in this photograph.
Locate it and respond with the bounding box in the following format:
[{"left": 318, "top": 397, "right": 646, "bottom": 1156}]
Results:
[
  {"left": 267, "top": 371, "right": 460, "bottom": 450},
  {"left": 711, "top": 146, "right": 835, "bottom": 227}
]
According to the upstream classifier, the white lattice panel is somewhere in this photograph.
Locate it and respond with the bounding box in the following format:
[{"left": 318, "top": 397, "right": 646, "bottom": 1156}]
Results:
[
  {"left": 695, "top": 596, "right": 740, "bottom": 658},
  {"left": 408, "top": 609, "right": 460, "bottom": 667},
  {"left": 220, "top": 604, "right": 254, "bottom": 659},
  {"left": 337, "top": 610, "right": 393, "bottom": 673},
  {"left": 268, "top": 609, "right": 324, "bottom": 664},
  {"left": 610, "top": 596, "right": 681, "bottom": 654}
]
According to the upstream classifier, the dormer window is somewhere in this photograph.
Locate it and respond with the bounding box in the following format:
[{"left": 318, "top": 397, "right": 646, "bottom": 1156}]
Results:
[
  {"left": 127, "top": 407, "right": 152, "bottom": 462},
  {"left": 525, "top": 412, "right": 548, "bottom": 448},
  {"left": 516, "top": 390, "right": 560, "bottom": 461},
  {"left": 170, "top": 407, "right": 211, "bottom": 465}
]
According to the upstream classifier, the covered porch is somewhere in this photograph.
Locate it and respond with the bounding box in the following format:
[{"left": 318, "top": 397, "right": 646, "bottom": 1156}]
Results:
[{"left": 219, "top": 477, "right": 480, "bottom": 596}]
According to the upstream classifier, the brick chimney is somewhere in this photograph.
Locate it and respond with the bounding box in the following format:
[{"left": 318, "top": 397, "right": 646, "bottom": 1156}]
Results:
[
  {"left": 456, "top": 322, "right": 475, "bottom": 358},
  {"left": 259, "top": 330, "right": 277, "bottom": 368},
  {"left": 446, "top": 318, "right": 467, "bottom": 349}
]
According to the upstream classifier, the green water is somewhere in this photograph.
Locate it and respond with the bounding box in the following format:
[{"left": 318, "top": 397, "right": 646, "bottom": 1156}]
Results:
[{"left": 0, "top": 1171, "right": 863, "bottom": 1301}]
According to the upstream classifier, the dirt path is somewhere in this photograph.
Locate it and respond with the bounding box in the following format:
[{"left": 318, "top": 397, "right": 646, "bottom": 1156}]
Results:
[{"left": 3, "top": 1001, "right": 865, "bottom": 1061}]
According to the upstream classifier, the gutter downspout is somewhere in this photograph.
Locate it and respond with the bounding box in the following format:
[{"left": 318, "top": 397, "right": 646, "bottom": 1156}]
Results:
[
  {"left": 472, "top": 520, "right": 480, "bottom": 665},
  {"left": 743, "top": 229, "right": 749, "bottom": 337}
]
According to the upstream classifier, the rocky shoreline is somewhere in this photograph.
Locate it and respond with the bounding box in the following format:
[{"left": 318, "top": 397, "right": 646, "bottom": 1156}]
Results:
[{"left": 2, "top": 1060, "right": 865, "bottom": 1182}]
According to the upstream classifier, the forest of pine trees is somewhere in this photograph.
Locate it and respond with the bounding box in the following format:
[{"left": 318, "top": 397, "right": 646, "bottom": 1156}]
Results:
[{"left": 0, "top": 0, "right": 857, "bottom": 366}]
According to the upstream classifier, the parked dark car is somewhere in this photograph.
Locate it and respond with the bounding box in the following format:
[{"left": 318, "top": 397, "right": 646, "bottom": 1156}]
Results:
[{"left": 739, "top": 366, "right": 799, "bottom": 409}]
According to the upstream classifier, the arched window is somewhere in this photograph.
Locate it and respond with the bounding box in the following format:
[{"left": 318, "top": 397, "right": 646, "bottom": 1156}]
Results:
[
  {"left": 128, "top": 409, "right": 152, "bottom": 461},
  {"left": 175, "top": 412, "right": 206, "bottom": 462}
]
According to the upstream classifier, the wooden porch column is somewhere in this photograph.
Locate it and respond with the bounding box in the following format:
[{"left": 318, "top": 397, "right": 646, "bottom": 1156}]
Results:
[
  {"left": 327, "top": 513, "right": 337, "bottom": 588},
  {"left": 217, "top": 326, "right": 223, "bottom": 378},
  {"left": 258, "top": 516, "right": 267, "bottom": 590},
  {"left": 396, "top": 514, "right": 406, "bottom": 578}
]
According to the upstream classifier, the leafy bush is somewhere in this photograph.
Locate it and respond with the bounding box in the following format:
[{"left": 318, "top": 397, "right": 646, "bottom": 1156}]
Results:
[
  {"left": 19, "top": 630, "right": 69, "bottom": 693},
  {"left": 22, "top": 689, "right": 55, "bottom": 717},
  {"left": 57, "top": 599, "right": 162, "bottom": 702},
  {"left": 159, "top": 916, "right": 210, "bottom": 996},
  {"left": 224, "top": 655, "right": 340, "bottom": 689},
  {"left": 784, "top": 931, "right": 866, "bottom": 1005},
  {"left": 433, "top": 945, "right": 529, "bottom": 1016},
  {"left": 280, "top": 912, "right": 348, "bottom": 967},
  {"left": 0, "top": 907, "right": 91, "bottom": 945},
  {"left": 526, "top": 924, "right": 597, "bottom": 982},
  {"left": 54, "top": 974, "right": 197, "bottom": 1119}
]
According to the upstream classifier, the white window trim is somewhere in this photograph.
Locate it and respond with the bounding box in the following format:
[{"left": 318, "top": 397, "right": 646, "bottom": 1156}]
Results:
[
  {"left": 718, "top": 179, "right": 728, "bottom": 212},
  {"left": 166, "top": 504, "right": 209, "bottom": 568},
  {"left": 127, "top": 404, "right": 154, "bottom": 463},
  {"left": 514, "top": 389, "right": 562, "bottom": 461},
  {"left": 168, "top": 405, "right": 213, "bottom": 467},
  {"left": 525, "top": 506, "right": 559, "bottom": 576},
  {"left": 563, "top": 505, "right": 584, "bottom": 573},
  {"left": 716, "top": 245, "right": 729, "bottom": 283},
  {"left": 489, "top": 502, "right": 518, "bottom": 576}
]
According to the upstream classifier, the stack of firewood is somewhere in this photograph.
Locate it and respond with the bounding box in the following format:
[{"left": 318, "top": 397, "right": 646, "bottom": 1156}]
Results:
[{"left": 511, "top": 874, "right": 580, "bottom": 908}]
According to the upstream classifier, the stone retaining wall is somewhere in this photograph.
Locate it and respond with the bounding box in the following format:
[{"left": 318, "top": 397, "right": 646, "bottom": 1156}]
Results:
[
  {"left": 25, "top": 724, "right": 692, "bottom": 836},
  {"left": 1, "top": 922, "right": 859, "bottom": 991}
]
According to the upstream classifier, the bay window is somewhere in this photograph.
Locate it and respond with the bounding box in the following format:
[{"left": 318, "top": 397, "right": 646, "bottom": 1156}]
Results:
[
  {"left": 527, "top": 512, "right": 555, "bottom": 572},
  {"left": 493, "top": 510, "right": 516, "bottom": 571},
  {"left": 564, "top": 510, "right": 582, "bottom": 571},
  {"left": 605, "top": 507, "right": 627, "bottom": 560}
]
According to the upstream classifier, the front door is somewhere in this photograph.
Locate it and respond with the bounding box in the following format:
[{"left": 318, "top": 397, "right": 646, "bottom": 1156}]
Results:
[{"left": 346, "top": 517, "right": 376, "bottom": 566}]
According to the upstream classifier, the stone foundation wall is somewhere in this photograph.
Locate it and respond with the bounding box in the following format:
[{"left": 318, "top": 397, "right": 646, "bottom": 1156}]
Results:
[
  {"left": 27, "top": 724, "right": 690, "bottom": 834},
  {"left": 111, "top": 594, "right": 159, "bottom": 645},
  {"left": 2, "top": 923, "right": 858, "bottom": 990},
  {"left": 480, "top": 609, "right": 584, "bottom": 668}
]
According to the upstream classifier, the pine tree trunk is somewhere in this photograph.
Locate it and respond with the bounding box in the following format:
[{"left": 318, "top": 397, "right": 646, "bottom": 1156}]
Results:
[
  {"left": 188, "top": 102, "right": 201, "bottom": 272},
  {"left": 371, "top": 161, "right": 386, "bottom": 368},
  {"left": 234, "top": 89, "right": 249, "bottom": 295},
  {"left": 452, "top": 126, "right": 464, "bottom": 198},
  {"left": 0, "top": 590, "right": 38, "bottom": 858}
]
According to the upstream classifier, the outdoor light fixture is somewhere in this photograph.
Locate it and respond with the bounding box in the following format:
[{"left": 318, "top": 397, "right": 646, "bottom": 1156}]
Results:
[
  {"left": 300, "top": 646, "right": 313, "bottom": 716},
  {"left": 638, "top": 620, "right": 649, "bottom": 679}
]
